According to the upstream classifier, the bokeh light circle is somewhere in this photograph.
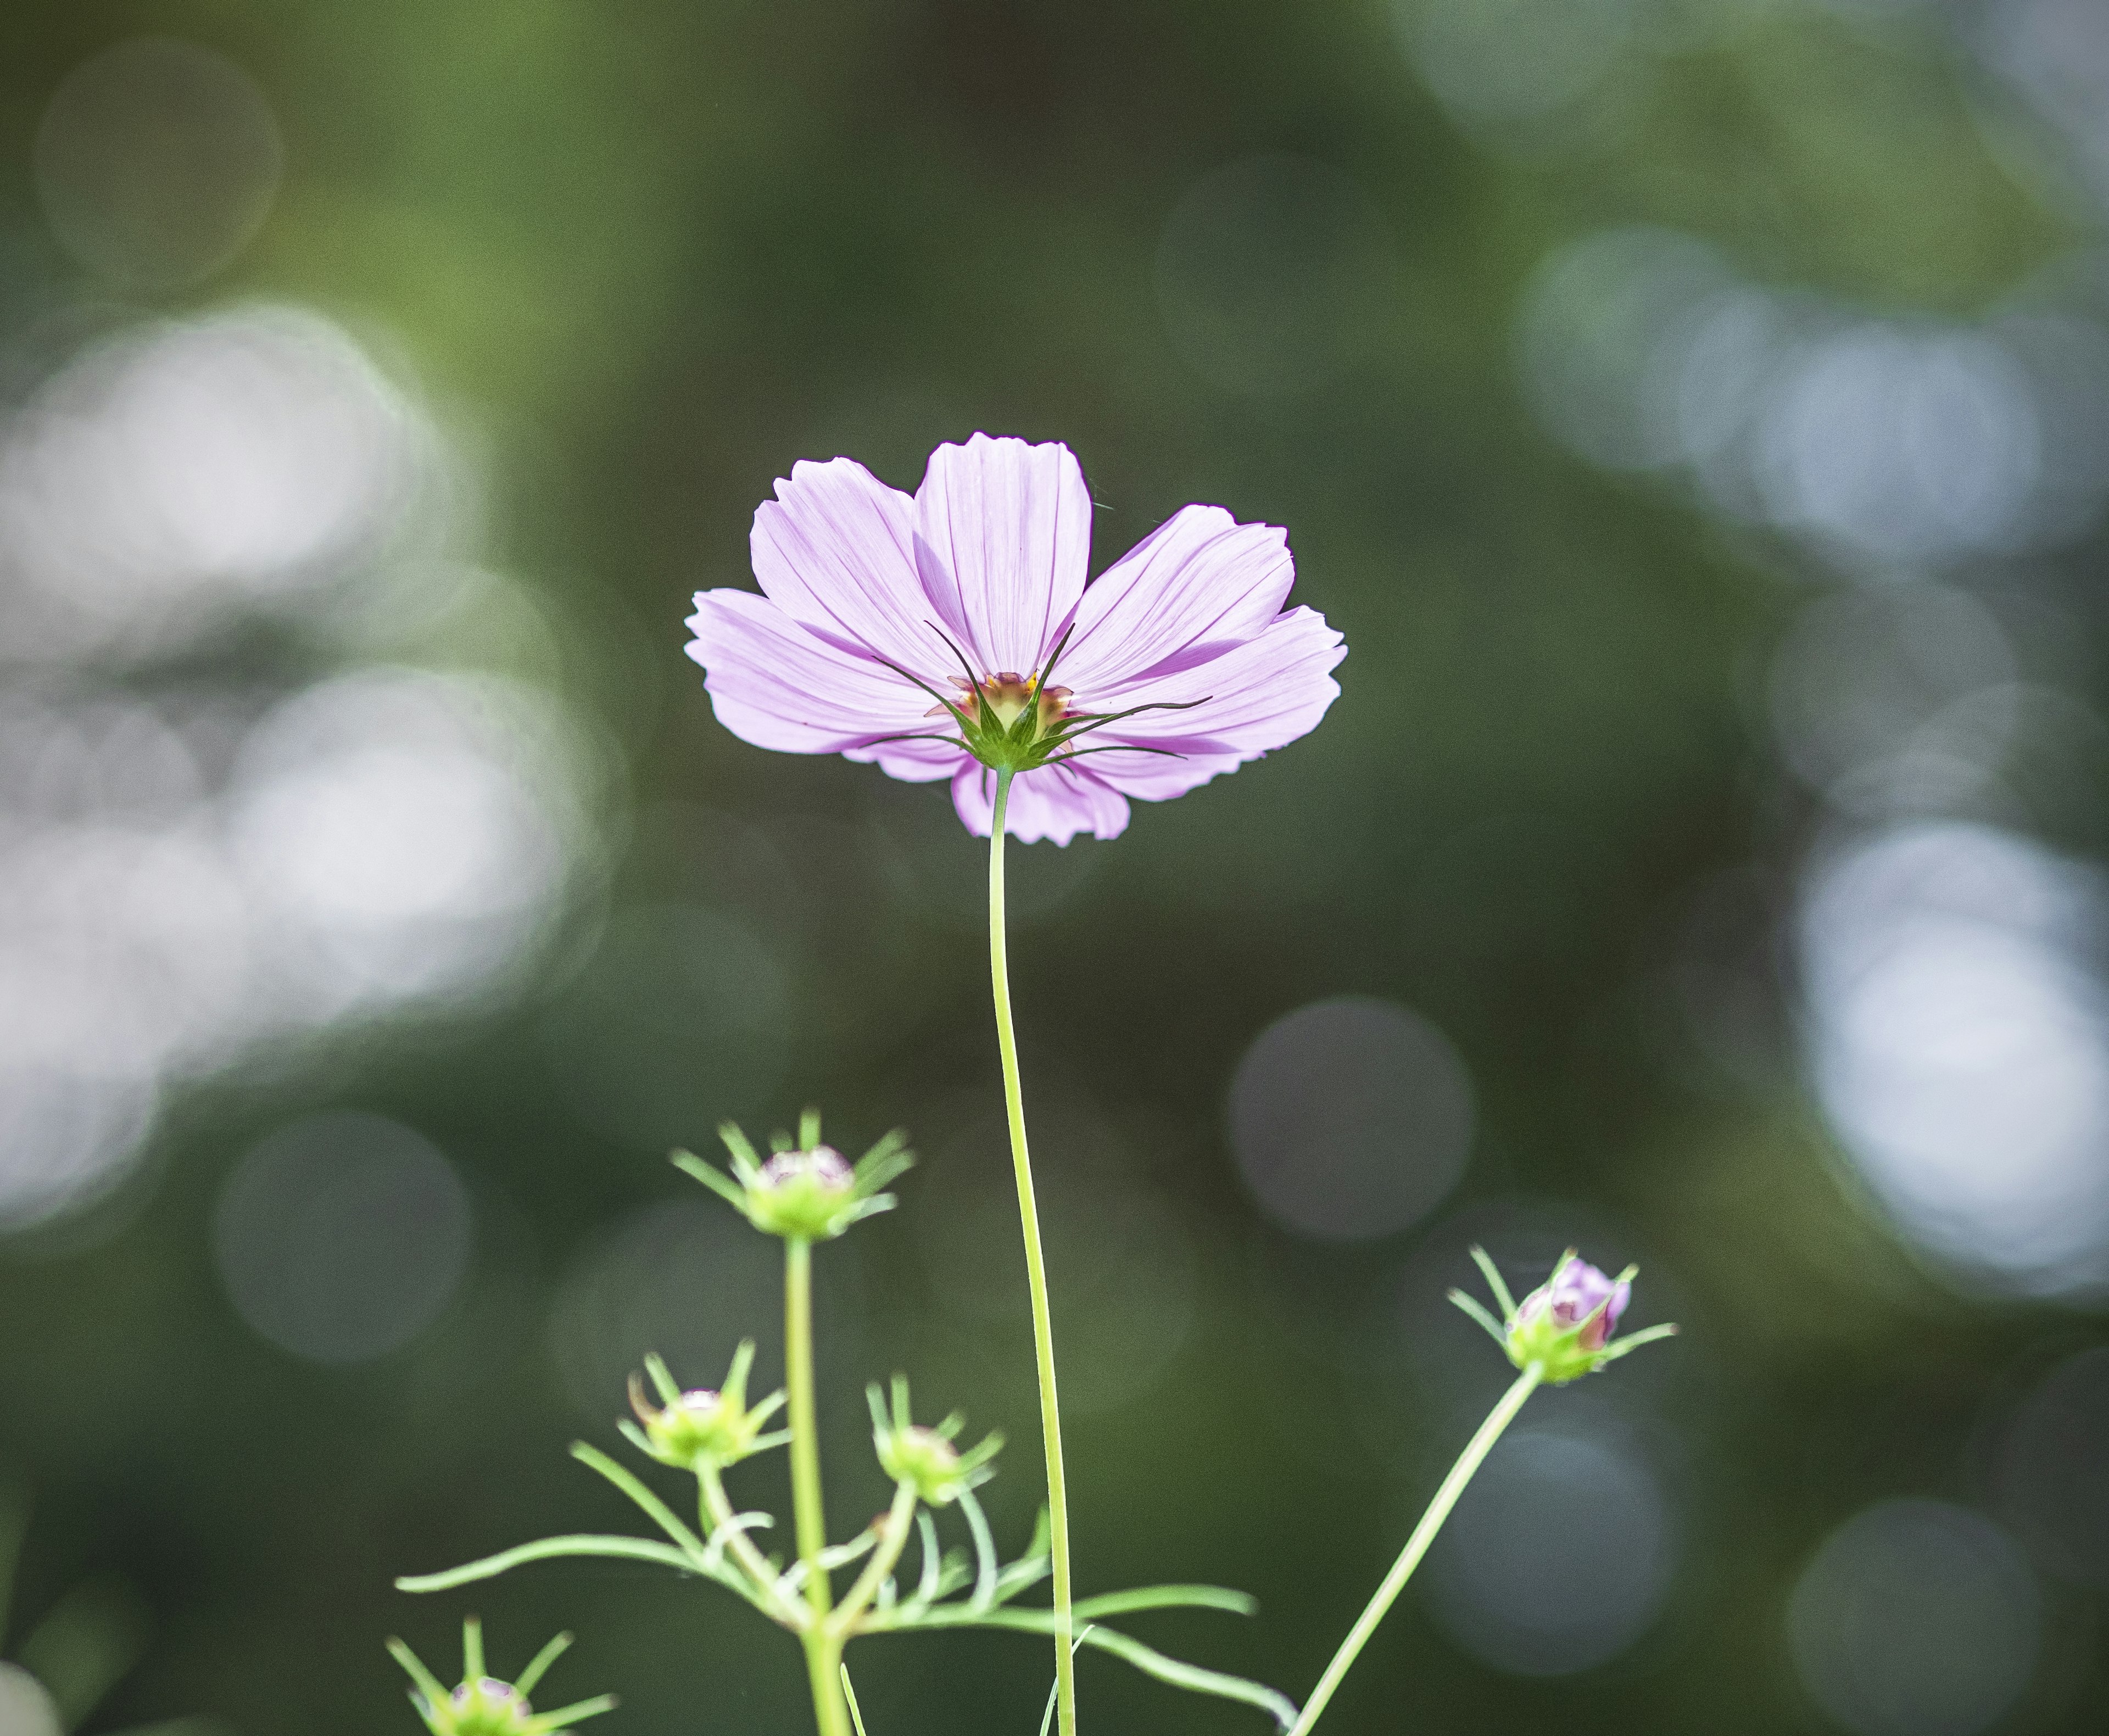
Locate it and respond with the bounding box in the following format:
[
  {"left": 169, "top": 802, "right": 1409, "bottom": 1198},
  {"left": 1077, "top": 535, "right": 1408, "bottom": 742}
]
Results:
[
  {"left": 214, "top": 1111, "right": 473, "bottom": 1363},
  {"left": 1994, "top": 1346, "right": 2109, "bottom": 1586},
  {"left": 1396, "top": 0, "right": 1635, "bottom": 132},
  {"left": 1424, "top": 1424, "right": 1676, "bottom": 1674},
  {"left": 34, "top": 37, "right": 283, "bottom": 291},
  {"left": 547, "top": 1198, "right": 864, "bottom": 1426},
  {"left": 1230, "top": 996, "right": 1474, "bottom": 1241},
  {"left": 0, "top": 1662, "right": 63, "bottom": 1736},
  {"left": 0, "top": 305, "right": 420, "bottom": 651},
  {"left": 1799, "top": 822, "right": 2109, "bottom": 1298},
  {"left": 1787, "top": 1499, "right": 2040, "bottom": 1736}
]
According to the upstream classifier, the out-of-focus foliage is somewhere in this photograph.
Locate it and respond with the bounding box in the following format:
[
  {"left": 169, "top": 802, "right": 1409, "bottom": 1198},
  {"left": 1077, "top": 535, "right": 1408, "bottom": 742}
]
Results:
[{"left": 0, "top": 2, "right": 2104, "bottom": 1734}]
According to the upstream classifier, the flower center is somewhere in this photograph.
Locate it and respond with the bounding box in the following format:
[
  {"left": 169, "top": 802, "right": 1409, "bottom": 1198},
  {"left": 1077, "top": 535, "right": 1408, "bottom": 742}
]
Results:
[{"left": 941, "top": 669, "right": 1075, "bottom": 735}]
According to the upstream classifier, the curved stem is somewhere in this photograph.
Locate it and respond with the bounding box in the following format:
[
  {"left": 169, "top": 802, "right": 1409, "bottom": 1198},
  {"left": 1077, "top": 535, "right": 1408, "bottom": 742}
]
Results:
[
  {"left": 1288, "top": 1365, "right": 1544, "bottom": 1736},
  {"left": 700, "top": 1465, "right": 803, "bottom": 1627},
  {"left": 829, "top": 1481, "right": 919, "bottom": 1639},
  {"left": 785, "top": 1236, "right": 850, "bottom": 1736},
  {"left": 988, "top": 768, "right": 1076, "bottom": 1736}
]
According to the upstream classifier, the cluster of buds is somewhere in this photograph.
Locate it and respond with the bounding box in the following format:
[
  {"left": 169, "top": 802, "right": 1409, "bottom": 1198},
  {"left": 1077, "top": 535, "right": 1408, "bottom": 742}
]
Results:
[
  {"left": 674, "top": 1109, "right": 913, "bottom": 1241},
  {"left": 622, "top": 1341, "right": 788, "bottom": 1472},
  {"left": 1450, "top": 1246, "right": 1678, "bottom": 1386},
  {"left": 388, "top": 1620, "right": 614, "bottom": 1736},
  {"left": 867, "top": 1374, "right": 1002, "bottom": 1506}
]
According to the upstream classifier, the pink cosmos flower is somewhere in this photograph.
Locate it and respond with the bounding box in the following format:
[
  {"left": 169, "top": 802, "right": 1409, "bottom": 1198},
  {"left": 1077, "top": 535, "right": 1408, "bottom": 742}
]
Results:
[{"left": 685, "top": 433, "right": 1345, "bottom": 845}]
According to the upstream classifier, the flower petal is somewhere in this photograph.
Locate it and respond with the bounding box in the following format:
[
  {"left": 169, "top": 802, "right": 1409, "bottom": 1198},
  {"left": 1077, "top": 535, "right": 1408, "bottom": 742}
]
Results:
[
  {"left": 853, "top": 735, "right": 970, "bottom": 784},
  {"left": 751, "top": 457, "right": 952, "bottom": 672},
  {"left": 950, "top": 760, "right": 1131, "bottom": 844},
  {"left": 686, "top": 589, "right": 934, "bottom": 756},
  {"left": 913, "top": 434, "right": 1091, "bottom": 676},
  {"left": 1081, "top": 604, "right": 1344, "bottom": 761},
  {"left": 1057, "top": 505, "right": 1295, "bottom": 693}
]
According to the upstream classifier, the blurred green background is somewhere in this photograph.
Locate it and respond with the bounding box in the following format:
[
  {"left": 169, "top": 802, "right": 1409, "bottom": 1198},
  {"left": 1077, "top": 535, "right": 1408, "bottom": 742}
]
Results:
[{"left": 0, "top": 1, "right": 2106, "bottom": 1733}]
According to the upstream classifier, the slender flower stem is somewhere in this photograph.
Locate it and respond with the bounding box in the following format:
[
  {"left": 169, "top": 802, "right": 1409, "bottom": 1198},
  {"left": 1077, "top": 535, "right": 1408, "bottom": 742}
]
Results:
[
  {"left": 699, "top": 1465, "right": 802, "bottom": 1627},
  {"left": 828, "top": 1481, "right": 919, "bottom": 1639},
  {"left": 1288, "top": 1364, "right": 1545, "bottom": 1736},
  {"left": 988, "top": 768, "right": 1076, "bottom": 1736},
  {"left": 785, "top": 1236, "right": 850, "bottom": 1736}
]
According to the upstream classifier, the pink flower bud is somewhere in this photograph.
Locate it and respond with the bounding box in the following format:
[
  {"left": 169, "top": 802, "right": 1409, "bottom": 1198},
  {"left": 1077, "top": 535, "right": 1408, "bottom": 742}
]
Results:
[{"left": 1517, "top": 1257, "right": 1631, "bottom": 1353}]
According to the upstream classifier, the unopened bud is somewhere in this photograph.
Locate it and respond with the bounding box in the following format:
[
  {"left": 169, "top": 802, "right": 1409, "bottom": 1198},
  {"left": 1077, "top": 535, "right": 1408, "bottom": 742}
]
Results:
[
  {"left": 672, "top": 1114, "right": 913, "bottom": 1242},
  {"left": 624, "top": 1343, "right": 785, "bottom": 1472},
  {"left": 867, "top": 1374, "right": 1001, "bottom": 1506},
  {"left": 1449, "top": 1245, "right": 1677, "bottom": 1386},
  {"left": 387, "top": 1621, "right": 615, "bottom": 1736}
]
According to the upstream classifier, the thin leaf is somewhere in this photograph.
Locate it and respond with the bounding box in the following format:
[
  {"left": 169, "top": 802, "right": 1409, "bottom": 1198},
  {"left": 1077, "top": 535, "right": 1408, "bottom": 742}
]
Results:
[
  {"left": 394, "top": 1534, "right": 702, "bottom": 1593},
  {"left": 671, "top": 1151, "right": 751, "bottom": 1214},
  {"left": 1596, "top": 1322, "right": 1680, "bottom": 1363},
  {"left": 532, "top": 1692, "right": 618, "bottom": 1728},
  {"left": 514, "top": 1631, "right": 573, "bottom": 1698},
  {"left": 568, "top": 1443, "right": 711, "bottom": 1565},
  {"left": 386, "top": 1638, "right": 451, "bottom": 1706},
  {"left": 1070, "top": 1584, "right": 1256, "bottom": 1620},
  {"left": 841, "top": 1665, "right": 869, "bottom": 1736},
  {"left": 1468, "top": 1245, "right": 1518, "bottom": 1320},
  {"left": 896, "top": 1609, "right": 1297, "bottom": 1730},
  {"left": 1448, "top": 1288, "right": 1510, "bottom": 1350},
  {"left": 957, "top": 1487, "right": 998, "bottom": 1612},
  {"left": 913, "top": 1512, "right": 942, "bottom": 1608}
]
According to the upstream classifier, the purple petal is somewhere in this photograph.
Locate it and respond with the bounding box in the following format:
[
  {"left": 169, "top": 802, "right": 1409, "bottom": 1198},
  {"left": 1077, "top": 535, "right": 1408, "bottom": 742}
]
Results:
[
  {"left": 853, "top": 735, "right": 971, "bottom": 784},
  {"left": 1082, "top": 605, "right": 1344, "bottom": 762},
  {"left": 1067, "top": 746, "right": 1245, "bottom": 803},
  {"left": 950, "top": 760, "right": 1132, "bottom": 845},
  {"left": 751, "top": 457, "right": 953, "bottom": 673},
  {"left": 686, "top": 589, "right": 928, "bottom": 755},
  {"left": 1058, "top": 505, "right": 1295, "bottom": 692},
  {"left": 914, "top": 435, "right": 1091, "bottom": 676}
]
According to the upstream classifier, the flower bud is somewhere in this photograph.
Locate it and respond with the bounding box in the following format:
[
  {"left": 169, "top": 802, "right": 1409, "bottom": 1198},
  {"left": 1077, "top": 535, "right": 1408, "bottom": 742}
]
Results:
[
  {"left": 388, "top": 1621, "right": 615, "bottom": 1735},
  {"left": 878, "top": 1425, "right": 963, "bottom": 1504},
  {"left": 445, "top": 1677, "right": 535, "bottom": 1734},
  {"left": 867, "top": 1375, "right": 1001, "bottom": 1506},
  {"left": 746, "top": 1145, "right": 856, "bottom": 1238},
  {"left": 1514, "top": 1257, "right": 1630, "bottom": 1358},
  {"left": 624, "top": 1342, "right": 785, "bottom": 1471},
  {"left": 672, "top": 1112, "right": 913, "bottom": 1242},
  {"left": 1449, "top": 1245, "right": 1677, "bottom": 1386}
]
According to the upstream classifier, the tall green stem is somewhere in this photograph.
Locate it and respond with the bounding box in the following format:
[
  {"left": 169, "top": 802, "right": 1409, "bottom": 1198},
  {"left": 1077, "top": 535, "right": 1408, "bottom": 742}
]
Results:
[
  {"left": 785, "top": 1236, "right": 850, "bottom": 1736},
  {"left": 988, "top": 768, "right": 1076, "bottom": 1736},
  {"left": 1288, "top": 1364, "right": 1543, "bottom": 1736}
]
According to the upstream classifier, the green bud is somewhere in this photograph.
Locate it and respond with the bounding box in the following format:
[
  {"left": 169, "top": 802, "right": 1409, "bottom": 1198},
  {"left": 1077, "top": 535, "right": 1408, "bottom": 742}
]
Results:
[
  {"left": 867, "top": 1374, "right": 1001, "bottom": 1506},
  {"left": 673, "top": 1110, "right": 914, "bottom": 1242},
  {"left": 1449, "top": 1245, "right": 1679, "bottom": 1386},
  {"left": 388, "top": 1621, "right": 615, "bottom": 1736},
  {"left": 623, "top": 1341, "right": 786, "bottom": 1471}
]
